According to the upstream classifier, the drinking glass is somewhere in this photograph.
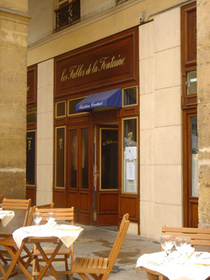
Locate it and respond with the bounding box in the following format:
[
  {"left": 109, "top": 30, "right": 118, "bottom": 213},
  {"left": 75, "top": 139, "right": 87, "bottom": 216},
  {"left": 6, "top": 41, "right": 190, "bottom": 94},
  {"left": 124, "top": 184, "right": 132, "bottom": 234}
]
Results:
[
  {"left": 33, "top": 212, "right": 42, "bottom": 226},
  {"left": 182, "top": 236, "right": 192, "bottom": 258},
  {"left": 175, "top": 236, "right": 184, "bottom": 262},
  {"left": 175, "top": 236, "right": 184, "bottom": 254},
  {"left": 161, "top": 235, "right": 175, "bottom": 260},
  {"left": 47, "top": 212, "right": 56, "bottom": 226}
]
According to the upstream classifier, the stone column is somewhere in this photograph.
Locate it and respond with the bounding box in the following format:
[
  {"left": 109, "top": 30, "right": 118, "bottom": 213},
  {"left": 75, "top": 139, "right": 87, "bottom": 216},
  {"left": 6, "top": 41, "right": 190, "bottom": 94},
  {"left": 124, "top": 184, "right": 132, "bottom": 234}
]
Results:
[
  {"left": 0, "top": 2, "right": 29, "bottom": 198},
  {"left": 197, "top": 0, "right": 210, "bottom": 228}
]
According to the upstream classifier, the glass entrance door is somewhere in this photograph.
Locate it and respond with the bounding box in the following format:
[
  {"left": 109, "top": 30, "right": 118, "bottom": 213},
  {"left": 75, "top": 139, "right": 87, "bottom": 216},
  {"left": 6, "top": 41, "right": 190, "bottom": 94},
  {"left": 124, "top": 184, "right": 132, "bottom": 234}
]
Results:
[
  {"left": 67, "top": 125, "right": 92, "bottom": 224},
  {"left": 96, "top": 126, "right": 119, "bottom": 226}
]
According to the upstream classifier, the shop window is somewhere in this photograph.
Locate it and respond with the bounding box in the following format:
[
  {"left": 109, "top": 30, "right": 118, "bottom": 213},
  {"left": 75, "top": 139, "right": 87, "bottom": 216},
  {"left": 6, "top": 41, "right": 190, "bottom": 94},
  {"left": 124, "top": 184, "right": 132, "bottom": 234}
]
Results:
[
  {"left": 186, "top": 70, "right": 197, "bottom": 95},
  {"left": 69, "top": 129, "right": 77, "bottom": 188},
  {"left": 81, "top": 128, "right": 89, "bottom": 189},
  {"left": 191, "top": 116, "right": 198, "bottom": 197},
  {"left": 26, "top": 131, "right": 36, "bottom": 186},
  {"left": 56, "top": 101, "right": 66, "bottom": 118},
  {"left": 122, "top": 118, "right": 138, "bottom": 194},
  {"left": 122, "top": 86, "right": 138, "bottom": 106},
  {"left": 55, "top": 127, "right": 66, "bottom": 188},
  {"left": 68, "top": 98, "right": 85, "bottom": 115}
]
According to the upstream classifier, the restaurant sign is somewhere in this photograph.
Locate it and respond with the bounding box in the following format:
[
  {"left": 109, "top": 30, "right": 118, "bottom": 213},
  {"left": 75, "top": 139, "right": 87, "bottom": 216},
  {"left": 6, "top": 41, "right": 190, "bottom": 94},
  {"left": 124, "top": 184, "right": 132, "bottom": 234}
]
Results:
[{"left": 55, "top": 27, "right": 138, "bottom": 97}]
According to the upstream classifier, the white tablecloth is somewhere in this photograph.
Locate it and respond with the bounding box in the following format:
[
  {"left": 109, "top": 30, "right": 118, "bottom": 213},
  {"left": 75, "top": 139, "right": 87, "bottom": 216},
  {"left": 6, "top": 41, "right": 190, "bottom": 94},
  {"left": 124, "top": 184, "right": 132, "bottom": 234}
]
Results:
[
  {"left": 136, "top": 251, "right": 210, "bottom": 280},
  {"left": 13, "top": 224, "right": 83, "bottom": 248},
  {"left": 0, "top": 210, "right": 15, "bottom": 227}
]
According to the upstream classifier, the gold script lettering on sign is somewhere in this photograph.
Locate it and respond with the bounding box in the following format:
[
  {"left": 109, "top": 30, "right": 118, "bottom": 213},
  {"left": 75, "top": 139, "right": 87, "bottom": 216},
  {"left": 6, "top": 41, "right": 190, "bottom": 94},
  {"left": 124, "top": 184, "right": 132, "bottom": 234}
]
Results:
[{"left": 60, "top": 55, "right": 125, "bottom": 82}]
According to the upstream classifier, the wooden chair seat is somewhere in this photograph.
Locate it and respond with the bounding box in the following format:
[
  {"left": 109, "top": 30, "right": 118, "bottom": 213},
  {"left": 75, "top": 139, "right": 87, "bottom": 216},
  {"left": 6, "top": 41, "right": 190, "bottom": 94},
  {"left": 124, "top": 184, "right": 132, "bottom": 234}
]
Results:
[
  {"left": 72, "top": 257, "right": 109, "bottom": 273},
  {"left": 71, "top": 213, "right": 130, "bottom": 280}
]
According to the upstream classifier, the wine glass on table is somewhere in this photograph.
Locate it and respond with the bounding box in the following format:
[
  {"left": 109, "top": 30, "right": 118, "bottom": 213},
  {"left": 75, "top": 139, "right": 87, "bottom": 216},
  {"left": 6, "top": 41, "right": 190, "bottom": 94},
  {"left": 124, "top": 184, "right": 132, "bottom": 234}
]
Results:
[
  {"left": 47, "top": 212, "right": 56, "bottom": 226},
  {"left": 175, "top": 236, "right": 184, "bottom": 262},
  {"left": 33, "top": 212, "right": 42, "bottom": 227},
  {"left": 161, "top": 235, "right": 175, "bottom": 261},
  {"left": 182, "top": 236, "right": 192, "bottom": 260}
]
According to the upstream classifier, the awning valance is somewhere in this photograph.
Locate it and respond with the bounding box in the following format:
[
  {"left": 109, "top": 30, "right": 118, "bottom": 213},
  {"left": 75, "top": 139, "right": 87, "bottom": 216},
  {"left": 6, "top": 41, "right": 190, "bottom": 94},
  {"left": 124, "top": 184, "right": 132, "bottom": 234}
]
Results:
[{"left": 75, "top": 88, "right": 122, "bottom": 112}]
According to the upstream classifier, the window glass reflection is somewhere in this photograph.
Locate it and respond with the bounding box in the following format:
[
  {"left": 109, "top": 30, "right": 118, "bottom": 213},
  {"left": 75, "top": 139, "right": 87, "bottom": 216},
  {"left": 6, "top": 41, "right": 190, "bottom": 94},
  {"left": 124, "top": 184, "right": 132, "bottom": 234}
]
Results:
[
  {"left": 187, "top": 71, "right": 197, "bottom": 95},
  {"left": 101, "top": 129, "right": 118, "bottom": 190},
  {"left": 123, "top": 87, "right": 137, "bottom": 106},
  {"left": 191, "top": 116, "right": 198, "bottom": 197},
  {"left": 70, "top": 130, "right": 77, "bottom": 188},
  {"left": 55, "top": 127, "right": 65, "bottom": 188},
  {"left": 123, "top": 118, "right": 138, "bottom": 194},
  {"left": 81, "top": 128, "right": 89, "bottom": 189}
]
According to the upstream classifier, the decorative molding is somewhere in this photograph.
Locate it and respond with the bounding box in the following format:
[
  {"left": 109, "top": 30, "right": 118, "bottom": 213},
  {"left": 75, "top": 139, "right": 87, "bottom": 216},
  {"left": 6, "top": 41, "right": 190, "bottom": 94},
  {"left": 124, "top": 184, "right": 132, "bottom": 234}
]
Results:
[{"left": 0, "top": 7, "right": 30, "bottom": 24}]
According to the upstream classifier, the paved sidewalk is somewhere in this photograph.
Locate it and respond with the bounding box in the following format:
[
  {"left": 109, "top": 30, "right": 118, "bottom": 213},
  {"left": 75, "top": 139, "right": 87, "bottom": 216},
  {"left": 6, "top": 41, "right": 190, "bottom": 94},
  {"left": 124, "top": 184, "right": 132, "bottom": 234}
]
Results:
[{"left": 7, "top": 224, "right": 160, "bottom": 279}]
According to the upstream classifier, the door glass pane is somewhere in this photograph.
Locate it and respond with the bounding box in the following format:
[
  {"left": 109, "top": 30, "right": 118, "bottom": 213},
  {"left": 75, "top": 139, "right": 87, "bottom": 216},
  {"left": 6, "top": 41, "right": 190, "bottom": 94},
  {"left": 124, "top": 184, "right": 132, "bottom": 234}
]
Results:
[
  {"left": 191, "top": 116, "right": 198, "bottom": 197},
  {"left": 101, "top": 129, "right": 118, "bottom": 190},
  {"left": 70, "top": 130, "right": 77, "bottom": 188},
  {"left": 55, "top": 127, "right": 65, "bottom": 188},
  {"left": 81, "top": 128, "right": 89, "bottom": 189},
  {"left": 123, "top": 118, "right": 138, "bottom": 193}
]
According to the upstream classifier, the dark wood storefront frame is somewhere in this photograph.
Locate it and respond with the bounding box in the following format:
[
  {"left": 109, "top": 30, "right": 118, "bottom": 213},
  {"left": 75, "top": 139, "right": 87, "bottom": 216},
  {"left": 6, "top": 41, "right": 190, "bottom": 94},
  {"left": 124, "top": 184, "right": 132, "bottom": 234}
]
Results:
[{"left": 53, "top": 26, "right": 140, "bottom": 230}]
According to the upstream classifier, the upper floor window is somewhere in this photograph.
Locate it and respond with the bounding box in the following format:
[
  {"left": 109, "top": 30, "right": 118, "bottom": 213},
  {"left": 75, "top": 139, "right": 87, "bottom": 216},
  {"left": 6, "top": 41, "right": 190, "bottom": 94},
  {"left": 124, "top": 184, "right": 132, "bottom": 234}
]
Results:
[{"left": 55, "top": 0, "right": 80, "bottom": 31}]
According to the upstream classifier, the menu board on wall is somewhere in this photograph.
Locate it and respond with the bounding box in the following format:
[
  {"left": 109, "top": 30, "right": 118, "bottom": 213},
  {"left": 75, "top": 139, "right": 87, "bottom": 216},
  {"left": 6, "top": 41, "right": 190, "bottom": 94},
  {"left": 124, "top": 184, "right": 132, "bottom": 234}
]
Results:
[{"left": 26, "top": 131, "right": 36, "bottom": 186}]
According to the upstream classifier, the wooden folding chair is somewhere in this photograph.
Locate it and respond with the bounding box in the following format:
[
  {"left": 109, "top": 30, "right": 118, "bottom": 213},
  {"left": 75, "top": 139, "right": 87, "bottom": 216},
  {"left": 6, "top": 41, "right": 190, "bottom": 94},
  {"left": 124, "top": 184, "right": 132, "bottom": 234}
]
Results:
[
  {"left": 162, "top": 225, "right": 210, "bottom": 248},
  {"left": 0, "top": 198, "right": 31, "bottom": 233},
  {"left": 0, "top": 198, "right": 31, "bottom": 277},
  {"left": 0, "top": 202, "right": 53, "bottom": 268},
  {"left": 32, "top": 207, "right": 74, "bottom": 280},
  {"left": 71, "top": 213, "right": 130, "bottom": 280}
]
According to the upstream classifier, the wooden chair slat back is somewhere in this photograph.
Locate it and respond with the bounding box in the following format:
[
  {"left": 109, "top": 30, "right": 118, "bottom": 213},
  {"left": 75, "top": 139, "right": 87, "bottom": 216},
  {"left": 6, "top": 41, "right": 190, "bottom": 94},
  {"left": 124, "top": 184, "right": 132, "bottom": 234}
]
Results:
[
  {"left": 107, "top": 213, "right": 130, "bottom": 273},
  {"left": 1, "top": 198, "right": 31, "bottom": 227},
  {"left": 35, "top": 207, "right": 74, "bottom": 224},
  {"left": 27, "top": 203, "right": 54, "bottom": 226},
  {"left": 162, "top": 225, "right": 210, "bottom": 247}
]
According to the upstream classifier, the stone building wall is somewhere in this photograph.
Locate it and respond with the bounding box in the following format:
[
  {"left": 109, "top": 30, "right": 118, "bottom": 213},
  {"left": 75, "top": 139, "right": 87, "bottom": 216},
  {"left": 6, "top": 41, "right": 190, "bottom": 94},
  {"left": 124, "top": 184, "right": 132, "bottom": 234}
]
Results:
[
  {"left": 0, "top": 2, "right": 29, "bottom": 198},
  {"left": 197, "top": 0, "right": 210, "bottom": 228}
]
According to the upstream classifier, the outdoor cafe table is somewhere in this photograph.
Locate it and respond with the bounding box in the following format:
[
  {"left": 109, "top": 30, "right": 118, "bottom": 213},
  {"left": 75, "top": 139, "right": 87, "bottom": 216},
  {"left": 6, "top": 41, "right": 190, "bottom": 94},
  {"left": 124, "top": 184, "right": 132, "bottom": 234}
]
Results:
[
  {"left": 3, "top": 224, "right": 83, "bottom": 280},
  {"left": 136, "top": 251, "right": 210, "bottom": 280}
]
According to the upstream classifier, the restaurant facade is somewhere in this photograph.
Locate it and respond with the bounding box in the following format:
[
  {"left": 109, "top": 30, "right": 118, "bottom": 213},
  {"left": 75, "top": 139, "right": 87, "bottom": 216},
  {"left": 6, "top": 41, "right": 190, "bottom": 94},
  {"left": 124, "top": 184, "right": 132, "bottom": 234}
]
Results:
[{"left": 19, "top": 0, "right": 209, "bottom": 240}]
